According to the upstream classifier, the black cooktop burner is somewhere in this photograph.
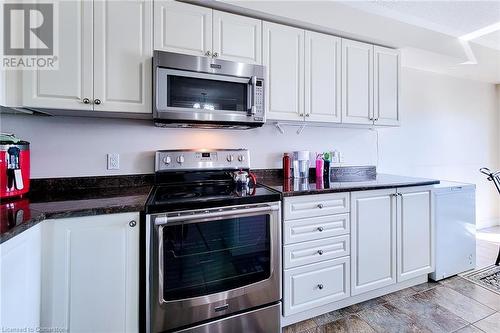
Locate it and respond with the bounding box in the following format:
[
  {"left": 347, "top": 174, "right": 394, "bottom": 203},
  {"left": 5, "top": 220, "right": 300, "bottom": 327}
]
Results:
[{"left": 146, "top": 180, "right": 281, "bottom": 214}]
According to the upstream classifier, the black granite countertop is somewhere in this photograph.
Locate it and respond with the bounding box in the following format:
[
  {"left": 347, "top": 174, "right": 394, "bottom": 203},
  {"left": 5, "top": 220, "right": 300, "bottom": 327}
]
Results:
[
  {"left": 0, "top": 175, "right": 153, "bottom": 244},
  {"left": 260, "top": 173, "right": 440, "bottom": 196}
]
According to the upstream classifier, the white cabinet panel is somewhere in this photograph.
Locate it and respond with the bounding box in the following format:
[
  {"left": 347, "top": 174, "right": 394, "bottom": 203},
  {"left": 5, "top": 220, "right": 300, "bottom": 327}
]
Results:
[
  {"left": 94, "top": 0, "right": 152, "bottom": 113},
  {"left": 397, "top": 187, "right": 433, "bottom": 282},
  {"left": 351, "top": 189, "right": 397, "bottom": 295},
  {"left": 0, "top": 224, "right": 41, "bottom": 330},
  {"left": 154, "top": 1, "right": 212, "bottom": 56},
  {"left": 284, "top": 235, "right": 349, "bottom": 269},
  {"left": 374, "top": 46, "right": 400, "bottom": 126},
  {"left": 213, "top": 11, "right": 261, "bottom": 64},
  {"left": 284, "top": 257, "right": 350, "bottom": 316},
  {"left": 341, "top": 39, "right": 373, "bottom": 125},
  {"left": 284, "top": 192, "right": 349, "bottom": 220},
  {"left": 23, "top": 0, "right": 93, "bottom": 110},
  {"left": 263, "top": 22, "right": 304, "bottom": 121},
  {"left": 305, "top": 31, "right": 341, "bottom": 123},
  {"left": 283, "top": 213, "right": 350, "bottom": 245},
  {"left": 41, "top": 213, "right": 139, "bottom": 333}
]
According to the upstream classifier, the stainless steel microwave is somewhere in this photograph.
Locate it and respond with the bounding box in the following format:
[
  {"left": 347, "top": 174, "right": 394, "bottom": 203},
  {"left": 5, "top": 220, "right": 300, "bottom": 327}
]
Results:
[{"left": 153, "top": 51, "right": 266, "bottom": 129}]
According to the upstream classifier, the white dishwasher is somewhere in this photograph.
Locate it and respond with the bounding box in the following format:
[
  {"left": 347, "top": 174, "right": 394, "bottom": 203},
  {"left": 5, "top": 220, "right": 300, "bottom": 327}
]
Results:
[{"left": 430, "top": 181, "right": 476, "bottom": 281}]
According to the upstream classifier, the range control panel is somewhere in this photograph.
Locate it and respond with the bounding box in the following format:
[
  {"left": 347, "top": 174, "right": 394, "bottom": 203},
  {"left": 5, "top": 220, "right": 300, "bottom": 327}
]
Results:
[{"left": 155, "top": 149, "right": 250, "bottom": 172}]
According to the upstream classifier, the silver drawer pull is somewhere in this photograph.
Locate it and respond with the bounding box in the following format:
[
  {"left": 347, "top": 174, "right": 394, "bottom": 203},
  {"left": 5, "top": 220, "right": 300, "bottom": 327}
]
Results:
[
  {"left": 317, "top": 203, "right": 324, "bottom": 209},
  {"left": 317, "top": 226, "right": 324, "bottom": 232},
  {"left": 317, "top": 250, "right": 324, "bottom": 255},
  {"left": 317, "top": 284, "right": 324, "bottom": 290}
]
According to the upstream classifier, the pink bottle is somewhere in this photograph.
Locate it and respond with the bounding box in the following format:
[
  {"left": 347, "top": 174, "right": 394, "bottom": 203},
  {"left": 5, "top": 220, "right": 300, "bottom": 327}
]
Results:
[{"left": 315, "top": 154, "right": 324, "bottom": 179}]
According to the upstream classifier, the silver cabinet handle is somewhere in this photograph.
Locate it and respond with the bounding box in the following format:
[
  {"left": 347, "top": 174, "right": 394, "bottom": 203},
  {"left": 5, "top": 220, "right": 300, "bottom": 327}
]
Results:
[
  {"left": 205, "top": 51, "right": 212, "bottom": 57},
  {"left": 317, "top": 226, "right": 324, "bottom": 232},
  {"left": 317, "top": 284, "right": 324, "bottom": 290},
  {"left": 317, "top": 203, "right": 324, "bottom": 209},
  {"left": 299, "top": 113, "right": 304, "bottom": 117},
  {"left": 129, "top": 220, "right": 137, "bottom": 228},
  {"left": 94, "top": 99, "right": 101, "bottom": 105},
  {"left": 82, "top": 98, "right": 90, "bottom": 104},
  {"left": 317, "top": 249, "right": 324, "bottom": 255},
  {"left": 305, "top": 113, "right": 310, "bottom": 117},
  {"left": 212, "top": 52, "right": 219, "bottom": 58}
]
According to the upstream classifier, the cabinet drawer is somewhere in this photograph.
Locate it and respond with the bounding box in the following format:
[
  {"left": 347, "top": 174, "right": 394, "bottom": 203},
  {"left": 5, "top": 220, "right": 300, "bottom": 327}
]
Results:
[
  {"left": 284, "top": 193, "right": 349, "bottom": 220},
  {"left": 284, "top": 235, "right": 349, "bottom": 269},
  {"left": 284, "top": 213, "right": 350, "bottom": 244},
  {"left": 284, "top": 257, "right": 350, "bottom": 316}
]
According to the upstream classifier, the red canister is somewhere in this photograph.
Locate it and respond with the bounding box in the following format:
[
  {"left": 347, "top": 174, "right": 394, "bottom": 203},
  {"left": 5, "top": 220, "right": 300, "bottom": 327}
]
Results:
[{"left": 0, "top": 133, "right": 30, "bottom": 199}]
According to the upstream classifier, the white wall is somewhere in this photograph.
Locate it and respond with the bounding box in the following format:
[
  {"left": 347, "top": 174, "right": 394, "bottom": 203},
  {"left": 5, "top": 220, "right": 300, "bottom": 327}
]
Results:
[{"left": 1, "top": 68, "right": 499, "bottom": 227}]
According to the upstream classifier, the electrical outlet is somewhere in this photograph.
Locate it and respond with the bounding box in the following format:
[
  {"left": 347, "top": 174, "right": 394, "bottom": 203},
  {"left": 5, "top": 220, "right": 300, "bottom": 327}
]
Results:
[
  {"left": 107, "top": 153, "right": 120, "bottom": 170},
  {"left": 339, "top": 151, "right": 345, "bottom": 163}
]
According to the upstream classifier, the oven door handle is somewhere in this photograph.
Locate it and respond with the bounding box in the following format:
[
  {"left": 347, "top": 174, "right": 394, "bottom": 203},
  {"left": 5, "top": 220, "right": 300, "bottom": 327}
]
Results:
[
  {"left": 154, "top": 204, "right": 279, "bottom": 226},
  {"left": 247, "top": 76, "right": 257, "bottom": 116}
]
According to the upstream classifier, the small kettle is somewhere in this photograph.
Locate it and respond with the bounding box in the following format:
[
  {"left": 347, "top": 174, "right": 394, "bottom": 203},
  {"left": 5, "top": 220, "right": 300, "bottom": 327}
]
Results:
[{"left": 231, "top": 170, "right": 257, "bottom": 186}]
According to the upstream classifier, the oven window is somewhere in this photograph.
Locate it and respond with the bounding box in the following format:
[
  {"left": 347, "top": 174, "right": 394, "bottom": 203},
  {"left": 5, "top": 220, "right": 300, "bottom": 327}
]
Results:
[
  {"left": 162, "top": 214, "right": 270, "bottom": 301},
  {"left": 167, "top": 75, "right": 248, "bottom": 112}
]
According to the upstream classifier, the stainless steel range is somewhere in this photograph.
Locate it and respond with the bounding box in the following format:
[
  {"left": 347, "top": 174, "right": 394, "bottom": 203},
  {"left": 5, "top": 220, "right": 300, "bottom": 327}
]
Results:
[{"left": 145, "top": 149, "right": 281, "bottom": 333}]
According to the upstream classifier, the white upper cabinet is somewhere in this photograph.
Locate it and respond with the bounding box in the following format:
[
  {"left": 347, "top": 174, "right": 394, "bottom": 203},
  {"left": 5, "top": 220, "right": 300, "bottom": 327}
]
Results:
[
  {"left": 397, "top": 187, "right": 434, "bottom": 282},
  {"left": 305, "top": 31, "right": 341, "bottom": 123},
  {"left": 213, "top": 11, "right": 262, "bottom": 64},
  {"left": 23, "top": 0, "right": 93, "bottom": 110},
  {"left": 93, "top": 0, "right": 152, "bottom": 113},
  {"left": 263, "top": 22, "right": 305, "bottom": 121},
  {"left": 351, "top": 189, "right": 397, "bottom": 296},
  {"left": 341, "top": 39, "right": 374, "bottom": 125},
  {"left": 41, "top": 213, "right": 139, "bottom": 332},
  {"left": 374, "top": 46, "right": 400, "bottom": 126},
  {"left": 154, "top": 1, "right": 212, "bottom": 57}
]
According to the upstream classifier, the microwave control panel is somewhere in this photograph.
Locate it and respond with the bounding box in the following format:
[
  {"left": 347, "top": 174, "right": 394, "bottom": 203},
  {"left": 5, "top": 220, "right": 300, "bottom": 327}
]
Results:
[
  {"left": 156, "top": 149, "right": 250, "bottom": 171},
  {"left": 254, "top": 80, "right": 264, "bottom": 119}
]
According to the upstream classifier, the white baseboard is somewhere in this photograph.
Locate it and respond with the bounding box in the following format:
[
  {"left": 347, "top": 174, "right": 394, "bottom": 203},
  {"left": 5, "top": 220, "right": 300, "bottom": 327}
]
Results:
[{"left": 477, "top": 218, "right": 500, "bottom": 230}]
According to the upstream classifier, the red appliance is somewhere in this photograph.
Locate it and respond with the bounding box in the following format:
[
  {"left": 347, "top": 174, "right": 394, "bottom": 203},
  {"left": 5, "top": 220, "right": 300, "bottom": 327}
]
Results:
[{"left": 0, "top": 133, "right": 30, "bottom": 199}]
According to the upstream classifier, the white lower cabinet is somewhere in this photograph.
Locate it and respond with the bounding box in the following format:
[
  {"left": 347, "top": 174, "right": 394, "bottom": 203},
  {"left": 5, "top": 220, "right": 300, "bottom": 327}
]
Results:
[
  {"left": 397, "top": 187, "right": 434, "bottom": 281},
  {"left": 0, "top": 224, "right": 42, "bottom": 331},
  {"left": 351, "top": 189, "right": 397, "bottom": 296},
  {"left": 41, "top": 212, "right": 140, "bottom": 333},
  {"left": 284, "top": 257, "right": 350, "bottom": 316}
]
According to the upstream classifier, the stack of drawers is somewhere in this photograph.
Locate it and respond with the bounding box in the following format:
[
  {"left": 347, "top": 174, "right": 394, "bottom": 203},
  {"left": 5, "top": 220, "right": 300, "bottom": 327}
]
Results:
[{"left": 282, "top": 192, "right": 351, "bottom": 316}]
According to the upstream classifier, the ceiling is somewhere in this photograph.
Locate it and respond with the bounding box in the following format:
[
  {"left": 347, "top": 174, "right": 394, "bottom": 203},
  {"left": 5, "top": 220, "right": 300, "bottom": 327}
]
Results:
[
  {"left": 342, "top": 1, "right": 500, "bottom": 51},
  {"left": 218, "top": 0, "right": 500, "bottom": 83}
]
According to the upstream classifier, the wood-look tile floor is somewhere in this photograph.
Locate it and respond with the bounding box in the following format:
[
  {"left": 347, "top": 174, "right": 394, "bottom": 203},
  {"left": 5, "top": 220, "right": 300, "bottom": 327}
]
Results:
[{"left": 283, "top": 227, "right": 500, "bottom": 333}]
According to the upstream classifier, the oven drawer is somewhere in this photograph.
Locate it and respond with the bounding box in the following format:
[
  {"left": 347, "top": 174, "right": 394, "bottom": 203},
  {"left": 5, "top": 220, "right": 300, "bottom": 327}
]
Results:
[
  {"left": 284, "top": 235, "right": 349, "bottom": 269},
  {"left": 283, "top": 193, "right": 350, "bottom": 220},
  {"left": 283, "top": 257, "right": 350, "bottom": 316},
  {"left": 283, "top": 213, "right": 350, "bottom": 245}
]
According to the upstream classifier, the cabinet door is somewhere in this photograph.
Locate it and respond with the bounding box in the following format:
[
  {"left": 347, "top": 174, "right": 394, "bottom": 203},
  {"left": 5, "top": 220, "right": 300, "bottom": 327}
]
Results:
[
  {"left": 23, "top": 0, "right": 93, "bottom": 110},
  {"left": 0, "top": 224, "right": 41, "bottom": 330},
  {"left": 213, "top": 11, "right": 262, "bottom": 64},
  {"left": 93, "top": 0, "right": 152, "bottom": 113},
  {"left": 351, "top": 189, "right": 397, "bottom": 295},
  {"left": 41, "top": 213, "right": 139, "bottom": 332},
  {"left": 154, "top": 1, "right": 212, "bottom": 56},
  {"left": 374, "top": 46, "right": 400, "bottom": 126},
  {"left": 263, "top": 22, "right": 304, "bottom": 121},
  {"left": 397, "top": 187, "right": 433, "bottom": 282},
  {"left": 341, "top": 39, "right": 373, "bottom": 125},
  {"left": 305, "top": 31, "right": 341, "bottom": 123}
]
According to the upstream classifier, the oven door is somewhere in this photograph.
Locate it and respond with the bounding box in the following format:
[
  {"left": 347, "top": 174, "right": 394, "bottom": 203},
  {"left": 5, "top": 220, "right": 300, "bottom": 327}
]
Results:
[
  {"left": 155, "top": 68, "right": 265, "bottom": 127},
  {"left": 147, "top": 203, "right": 281, "bottom": 333}
]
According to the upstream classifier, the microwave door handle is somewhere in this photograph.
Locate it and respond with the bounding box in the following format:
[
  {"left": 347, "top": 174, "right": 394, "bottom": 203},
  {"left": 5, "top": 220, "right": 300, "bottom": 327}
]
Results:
[{"left": 248, "top": 76, "right": 257, "bottom": 115}]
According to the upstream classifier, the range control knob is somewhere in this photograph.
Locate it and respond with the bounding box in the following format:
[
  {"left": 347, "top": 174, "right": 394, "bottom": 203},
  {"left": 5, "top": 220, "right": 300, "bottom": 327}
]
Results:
[
  {"left": 238, "top": 155, "right": 245, "bottom": 162},
  {"left": 227, "top": 155, "right": 234, "bottom": 162},
  {"left": 176, "top": 155, "right": 185, "bottom": 164},
  {"left": 163, "top": 156, "right": 171, "bottom": 165}
]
